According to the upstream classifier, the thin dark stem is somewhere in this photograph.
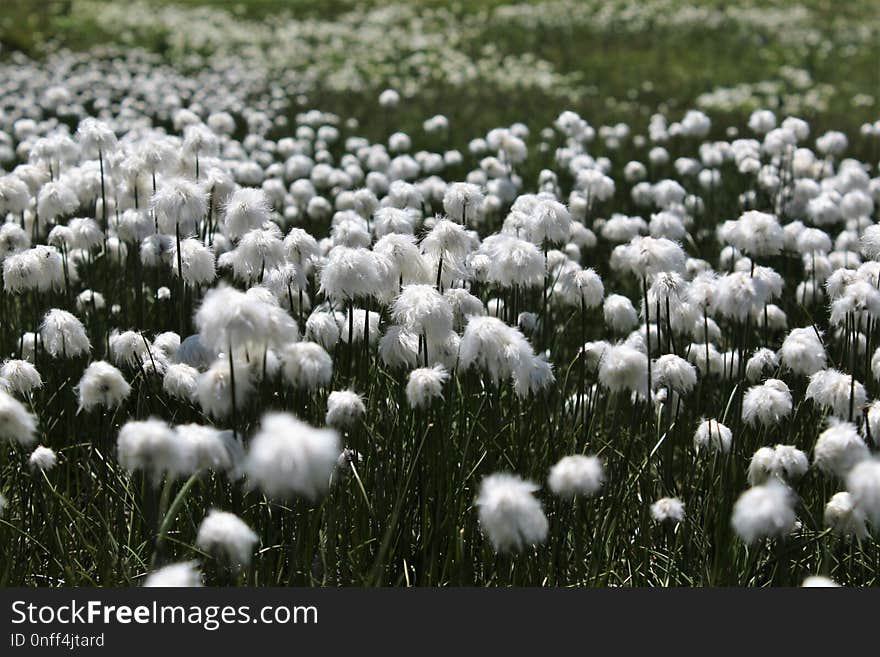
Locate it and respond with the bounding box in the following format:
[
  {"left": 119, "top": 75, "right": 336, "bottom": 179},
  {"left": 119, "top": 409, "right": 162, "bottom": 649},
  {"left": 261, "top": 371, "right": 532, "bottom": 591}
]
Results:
[
  {"left": 435, "top": 254, "right": 444, "bottom": 292},
  {"left": 348, "top": 299, "right": 354, "bottom": 380},
  {"left": 643, "top": 275, "right": 653, "bottom": 422},
  {"left": 175, "top": 222, "right": 184, "bottom": 335},
  {"left": 228, "top": 339, "right": 238, "bottom": 440},
  {"left": 99, "top": 149, "right": 107, "bottom": 234}
]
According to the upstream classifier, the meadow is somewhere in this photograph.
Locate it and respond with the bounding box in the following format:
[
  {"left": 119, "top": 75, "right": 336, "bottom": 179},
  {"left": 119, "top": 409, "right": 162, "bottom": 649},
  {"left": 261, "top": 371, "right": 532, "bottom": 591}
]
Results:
[{"left": 0, "top": 0, "right": 878, "bottom": 587}]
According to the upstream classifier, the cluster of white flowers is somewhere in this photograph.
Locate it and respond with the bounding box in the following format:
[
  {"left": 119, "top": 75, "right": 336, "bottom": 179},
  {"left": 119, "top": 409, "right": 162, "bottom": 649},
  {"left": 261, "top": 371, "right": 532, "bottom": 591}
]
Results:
[
  {"left": 0, "top": 5, "right": 878, "bottom": 585},
  {"left": 117, "top": 418, "right": 241, "bottom": 483}
]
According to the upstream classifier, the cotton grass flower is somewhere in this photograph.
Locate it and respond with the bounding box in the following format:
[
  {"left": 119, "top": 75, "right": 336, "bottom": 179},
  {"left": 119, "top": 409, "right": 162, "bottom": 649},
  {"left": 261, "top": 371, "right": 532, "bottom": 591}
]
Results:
[
  {"left": 76, "top": 116, "right": 117, "bottom": 155},
  {"left": 813, "top": 421, "right": 870, "bottom": 479},
  {"left": 745, "top": 348, "right": 779, "bottom": 382},
  {"left": 391, "top": 284, "right": 454, "bottom": 340},
  {"left": 283, "top": 228, "right": 320, "bottom": 268},
  {"left": 444, "top": 288, "right": 486, "bottom": 328},
  {"left": 610, "top": 235, "right": 686, "bottom": 279},
  {"left": 779, "top": 327, "right": 826, "bottom": 376},
  {"left": 731, "top": 481, "right": 797, "bottom": 543},
  {"left": 373, "top": 207, "right": 417, "bottom": 237},
  {"left": 244, "top": 412, "right": 340, "bottom": 499},
  {"left": 319, "top": 246, "right": 380, "bottom": 302},
  {"left": 579, "top": 341, "right": 609, "bottom": 372},
  {"left": 0, "top": 223, "right": 30, "bottom": 263},
  {"left": 557, "top": 267, "right": 604, "bottom": 308},
  {"left": 406, "top": 365, "right": 449, "bottom": 408},
  {"left": 801, "top": 576, "right": 840, "bottom": 587},
  {"left": 338, "top": 308, "right": 381, "bottom": 346},
  {"left": 117, "top": 418, "right": 191, "bottom": 483},
  {"left": 152, "top": 332, "right": 181, "bottom": 360},
  {"left": 846, "top": 459, "right": 880, "bottom": 527},
  {"left": 28, "top": 445, "right": 57, "bottom": 472},
  {"left": 76, "top": 290, "right": 106, "bottom": 313},
  {"left": 374, "top": 233, "right": 432, "bottom": 284},
  {"left": 712, "top": 271, "right": 772, "bottom": 322},
  {"left": 4, "top": 246, "right": 64, "bottom": 293},
  {"left": 232, "top": 228, "right": 285, "bottom": 283},
  {"left": 524, "top": 197, "right": 572, "bottom": 245},
  {"left": 859, "top": 225, "right": 880, "bottom": 261},
  {"left": 748, "top": 445, "right": 809, "bottom": 485},
  {"left": 598, "top": 342, "right": 648, "bottom": 396},
  {"left": 305, "top": 311, "right": 341, "bottom": 350},
  {"left": 443, "top": 182, "right": 483, "bottom": 223},
  {"left": 0, "top": 360, "right": 42, "bottom": 396},
  {"left": 280, "top": 342, "right": 333, "bottom": 390},
  {"left": 806, "top": 369, "right": 866, "bottom": 419},
  {"left": 196, "top": 510, "right": 258, "bottom": 569},
  {"left": 379, "top": 326, "right": 420, "bottom": 369},
  {"left": 68, "top": 218, "right": 103, "bottom": 251},
  {"left": 196, "top": 284, "right": 292, "bottom": 354},
  {"left": 40, "top": 309, "right": 90, "bottom": 359},
  {"left": 77, "top": 361, "right": 131, "bottom": 411},
  {"left": 109, "top": 330, "right": 150, "bottom": 368},
  {"left": 37, "top": 181, "right": 78, "bottom": 222},
  {"left": 476, "top": 473, "right": 548, "bottom": 553},
  {"left": 459, "top": 315, "right": 535, "bottom": 386},
  {"left": 742, "top": 379, "right": 792, "bottom": 427},
  {"left": 0, "top": 389, "right": 37, "bottom": 446},
  {"left": 0, "top": 176, "right": 29, "bottom": 216},
  {"left": 693, "top": 418, "right": 732, "bottom": 454},
  {"left": 326, "top": 390, "right": 366, "bottom": 428},
  {"left": 722, "top": 210, "right": 784, "bottom": 257},
  {"left": 175, "top": 424, "right": 242, "bottom": 473},
  {"left": 151, "top": 178, "right": 207, "bottom": 237},
  {"left": 257, "top": 266, "right": 308, "bottom": 315},
  {"left": 547, "top": 455, "right": 603, "bottom": 498},
  {"left": 198, "top": 358, "right": 253, "bottom": 419},
  {"left": 379, "top": 88, "right": 400, "bottom": 107},
  {"left": 652, "top": 354, "right": 697, "bottom": 394},
  {"left": 170, "top": 238, "right": 216, "bottom": 285},
  {"left": 143, "top": 561, "right": 203, "bottom": 587},
  {"left": 15, "top": 333, "right": 37, "bottom": 364},
  {"left": 650, "top": 497, "right": 684, "bottom": 523},
  {"left": 513, "top": 354, "right": 555, "bottom": 398},
  {"left": 603, "top": 294, "right": 639, "bottom": 332},
  {"left": 824, "top": 491, "right": 869, "bottom": 539},
  {"left": 480, "top": 234, "right": 545, "bottom": 289},
  {"left": 421, "top": 219, "right": 472, "bottom": 280}
]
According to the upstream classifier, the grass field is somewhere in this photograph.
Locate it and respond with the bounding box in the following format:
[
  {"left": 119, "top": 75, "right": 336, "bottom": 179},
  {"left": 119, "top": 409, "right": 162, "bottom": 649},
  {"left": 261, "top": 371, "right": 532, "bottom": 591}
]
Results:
[
  {"left": 0, "top": 1, "right": 878, "bottom": 587},
  {"left": 3, "top": 1, "right": 878, "bottom": 142}
]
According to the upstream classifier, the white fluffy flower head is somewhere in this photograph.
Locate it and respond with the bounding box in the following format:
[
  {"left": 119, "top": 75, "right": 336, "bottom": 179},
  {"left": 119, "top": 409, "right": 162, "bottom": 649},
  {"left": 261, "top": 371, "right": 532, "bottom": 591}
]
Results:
[
  {"left": 77, "top": 361, "right": 131, "bottom": 411},
  {"left": 476, "top": 473, "right": 548, "bottom": 553},
  {"left": 244, "top": 412, "right": 340, "bottom": 499},
  {"left": 406, "top": 365, "right": 449, "bottom": 409},
  {"left": 547, "top": 455, "right": 604, "bottom": 498},
  {"left": 731, "top": 481, "right": 797, "bottom": 543},
  {"left": 29, "top": 445, "right": 58, "bottom": 472},
  {"left": 196, "top": 509, "right": 259, "bottom": 569},
  {"left": 650, "top": 497, "right": 684, "bottom": 523}
]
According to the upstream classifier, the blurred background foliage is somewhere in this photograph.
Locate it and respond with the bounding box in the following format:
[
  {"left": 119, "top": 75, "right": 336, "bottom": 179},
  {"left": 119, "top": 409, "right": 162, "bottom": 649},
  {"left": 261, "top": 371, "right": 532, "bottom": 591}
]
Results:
[{"left": 1, "top": 1, "right": 878, "bottom": 148}]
